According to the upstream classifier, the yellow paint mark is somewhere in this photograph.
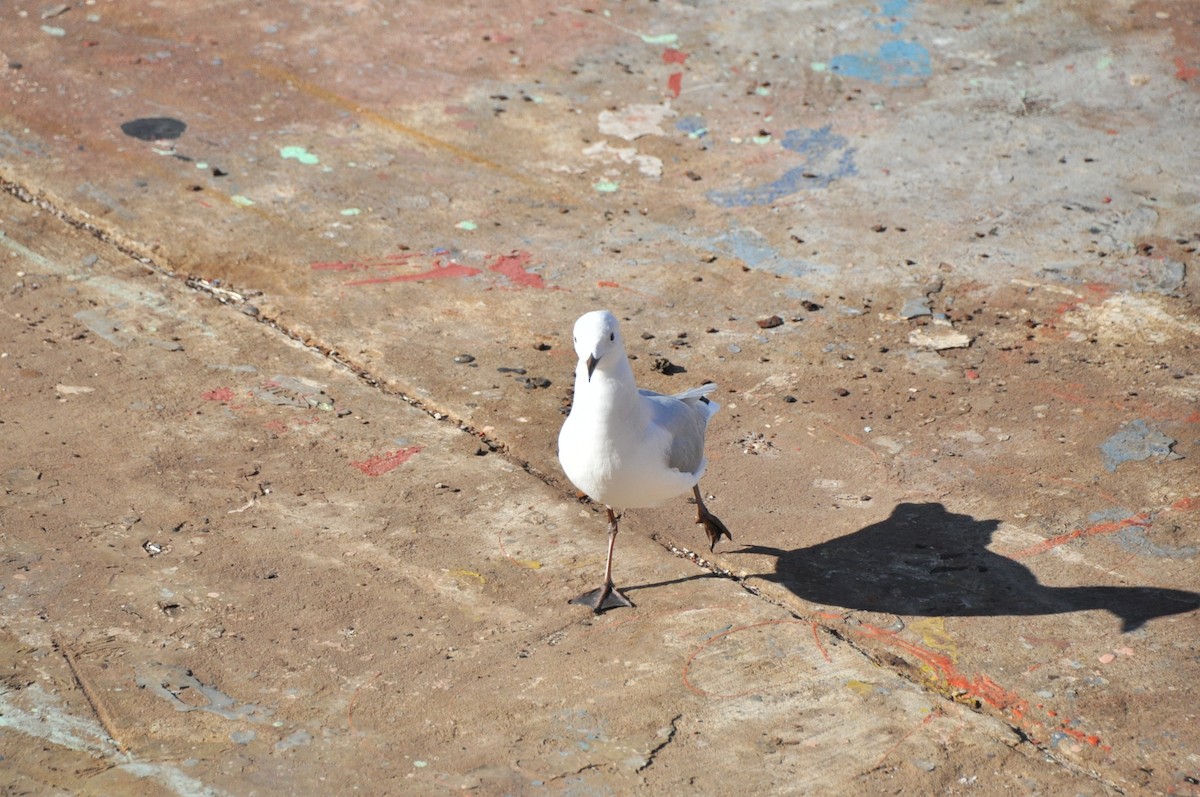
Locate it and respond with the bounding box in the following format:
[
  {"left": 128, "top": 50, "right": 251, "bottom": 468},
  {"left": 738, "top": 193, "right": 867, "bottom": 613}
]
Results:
[
  {"left": 450, "top": 570, "right": 486, "bottom": 585},
  {"left": 910, "top": 617, "right": 958, "bottom": 662},
  {"left": 845, "top": 679, "right": 875, "bottom": 696},
  {"left": 516, "top": 559, "right": 542, "bottom": 570}
]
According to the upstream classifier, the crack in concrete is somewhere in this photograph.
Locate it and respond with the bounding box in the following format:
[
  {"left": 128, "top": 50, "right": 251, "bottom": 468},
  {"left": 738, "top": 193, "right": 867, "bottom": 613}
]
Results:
[{"left": 636, "top": 713, "right": 682, "bottom": 773}]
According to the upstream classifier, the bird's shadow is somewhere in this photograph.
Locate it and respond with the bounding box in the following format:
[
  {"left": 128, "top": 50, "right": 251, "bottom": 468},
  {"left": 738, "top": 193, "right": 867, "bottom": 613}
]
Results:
[{"left": 734, "top": 502, "right": 1199, "bottom": 633}]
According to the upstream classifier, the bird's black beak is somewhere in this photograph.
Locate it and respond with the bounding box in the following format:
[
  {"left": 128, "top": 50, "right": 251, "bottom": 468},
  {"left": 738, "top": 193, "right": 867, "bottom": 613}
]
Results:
[{"left": 586, "top": 354, "right": 599, "bottom": 381}]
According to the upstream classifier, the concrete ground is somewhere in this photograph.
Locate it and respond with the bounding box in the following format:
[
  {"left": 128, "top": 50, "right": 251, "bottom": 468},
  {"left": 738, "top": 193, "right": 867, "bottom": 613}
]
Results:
[{"left": 1, "top": 0, "right": 1197, "bottom": 795}]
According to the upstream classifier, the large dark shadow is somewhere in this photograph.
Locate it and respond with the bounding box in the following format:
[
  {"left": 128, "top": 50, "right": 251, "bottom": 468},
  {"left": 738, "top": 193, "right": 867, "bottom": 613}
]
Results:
[{"left": 736, "top": 502, "right": 1199, "bottom": 632}]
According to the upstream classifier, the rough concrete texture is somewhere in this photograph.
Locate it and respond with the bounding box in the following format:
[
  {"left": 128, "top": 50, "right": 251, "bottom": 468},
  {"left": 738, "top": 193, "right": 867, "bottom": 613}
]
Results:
[{"left": 1, "top": 0, "right": 1197, "bottom": 794}]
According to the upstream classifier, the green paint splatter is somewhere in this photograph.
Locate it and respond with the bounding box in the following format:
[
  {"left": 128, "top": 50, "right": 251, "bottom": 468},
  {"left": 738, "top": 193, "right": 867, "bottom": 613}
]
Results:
[
  {"left": 1096, "top": 56, "right": 1113, "bottom": 71},
  {"left": 340, "top": 208, "right": 361, "bottom": 216},
  {"left": 593, "top": 180, "right": 620, "bottom": 193},
  {"left": 752, "top": 134, "right": 772, "bottom": 145},
  {"left": 231, "top": 195, "right": 255, "bottom": 207},
  {"left": 810, "top": 62, "right": 828, "bottom": 73},
  {"left": 640, "top": 32, "right": 678, "bottom": 45},
  {"left": 455, "top": 220, "right": 477, "bottom": 230},
  {"left": 41, "top": 25, "right": 66, "bottom": 37},
  {"left": 280, "top": 146, "right": 320, "bottom": 165},
  {"left": 196, "top": 162, "right": 209, "bottom": 169},
  {"left": 755, "top": 86, "right": 771, "bottom": 96}
]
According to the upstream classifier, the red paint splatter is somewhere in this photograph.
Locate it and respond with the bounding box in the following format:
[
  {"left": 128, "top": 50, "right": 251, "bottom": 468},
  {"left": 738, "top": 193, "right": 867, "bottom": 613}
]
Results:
[
  {"left": 263, "top": 419, "right": 289, "bottom": 434},
  {"left": 1175, "top": 57, "right": 1198, "bottom": 82},
  {"left": 965, "top": 369, "right": 980, "bottom": 380},
  {"left": 598, "top": 280, "right": 620, "bottom": 288},
  {"left": 351, "top": 446, "right": 423, "bottom": 477},
  {"left": 202, "top": 387, "right": 235, "bottom": 402},
  {"left": 662, "top": 48, "right": 689, "bottom": 64},
  {"left": 487, "top": 251, "right": 548, "bottom": 289},
  {"left": 345, "top": 261, "right": 482, "bottom": 286},
  {"left": 667, "top": 71, "right": 683, "bottom": 98}
]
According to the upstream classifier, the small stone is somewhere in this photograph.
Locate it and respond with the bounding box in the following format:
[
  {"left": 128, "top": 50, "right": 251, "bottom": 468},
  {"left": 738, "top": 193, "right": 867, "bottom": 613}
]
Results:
[
  {"left": 533, "top": 342, "right": 551, "bottom": 351},
  {"left": 81, "top": 254, "right": 99, "bottom": 268},
  {"left": 783, "top": 395, "right": 798, "bottom": 403},
  {"left": 834, "top": 387, "right": 850, "bottom": 397},
  {"left": 800, "top": 300, "right": 823, "bottom": 312},
  {"left": 453, "top": 354, "right": 476, "bottom": 364},
  {"left": 757, "top": 315, "right": 783, "bottom": 329},
  {"left": 498, "top": 366, "right": 527, "bottom": 374}
]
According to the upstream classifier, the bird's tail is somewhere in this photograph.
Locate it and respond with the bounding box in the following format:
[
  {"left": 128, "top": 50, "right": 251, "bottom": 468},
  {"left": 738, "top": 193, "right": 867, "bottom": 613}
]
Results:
[{"left": 674, "top": 382, "right": 719, "bottom": 419}]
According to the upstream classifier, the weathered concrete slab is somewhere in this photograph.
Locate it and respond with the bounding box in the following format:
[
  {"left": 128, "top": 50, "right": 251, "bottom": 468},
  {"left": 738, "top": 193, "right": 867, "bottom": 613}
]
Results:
[
  {"left": 2, "top": 0, "right": 1198, "bottom": 793},
  {"left": 0, "top": 195, "right": 1126, "bottom": 796}
]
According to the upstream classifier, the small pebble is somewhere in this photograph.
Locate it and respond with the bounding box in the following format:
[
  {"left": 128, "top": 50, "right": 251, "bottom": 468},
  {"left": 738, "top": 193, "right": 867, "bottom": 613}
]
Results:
[
  {"left": 498, "top": 366, "right": 526, "bottom": 374},
  {"left": 81, "top": 254, "right": 99, "bottom": 267},
  {"left": 533, "top": 342, "right": 551, "bottom": 351},
  {"left": 834, "top": 387, "right": 850, "bottom": 397},
  {"left": 453, "top": 354, "right": 475, "bottom": 364},
  {"left": 757, "top": 315, "right": 783, "bottom": 329}
]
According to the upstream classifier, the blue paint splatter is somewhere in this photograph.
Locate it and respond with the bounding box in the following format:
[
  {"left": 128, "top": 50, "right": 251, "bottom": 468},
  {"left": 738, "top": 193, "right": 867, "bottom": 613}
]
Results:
[
  {"left": 829, "top": 40, "right": 931, "bottom": 87},
  {"left": 707, "top": 126, "right": 857, "bottom": 208},
  {"left": 1099, "top": 419, "right": 1179, "bottom": 472},
  {"left": 873, "top": 0, "right": 915, "bottom": 34},
  {"left": 824, "top": 0, "right": 931, "bottom": 87},
  {"left": 1088, "top": 508, "right": 1200, "bottom": 560},
  {"left": 676, "top": 115, "right": 708, "bottom": 138},
  {"left": 706, "top": 228, "right": 829, "bottom": 278}
]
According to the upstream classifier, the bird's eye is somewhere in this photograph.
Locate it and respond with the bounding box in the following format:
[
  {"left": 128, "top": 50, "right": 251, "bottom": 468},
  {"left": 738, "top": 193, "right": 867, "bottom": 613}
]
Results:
[{"left": 609, "top": 333, "right": 614, "bottom": 341}]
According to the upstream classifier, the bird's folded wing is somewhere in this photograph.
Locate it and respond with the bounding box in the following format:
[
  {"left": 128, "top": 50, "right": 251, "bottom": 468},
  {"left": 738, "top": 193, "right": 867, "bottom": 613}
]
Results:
[{"left": 642, "top": 393, "right": 710, "bottom": 476}]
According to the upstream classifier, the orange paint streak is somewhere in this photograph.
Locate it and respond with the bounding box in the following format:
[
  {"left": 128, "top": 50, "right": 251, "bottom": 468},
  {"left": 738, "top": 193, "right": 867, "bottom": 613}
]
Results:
[
  {"left": 345, "top": 261, "right": 481, "bottom": 286},
  {"left": 852, "top": 622, "right": 1109, "bottom": 750},
  {"left": 811, "top": 621, "right": 832, "bottom": 663},
  {"left": 1007, "top": 496, "right": 1198, "bottom": 559}
]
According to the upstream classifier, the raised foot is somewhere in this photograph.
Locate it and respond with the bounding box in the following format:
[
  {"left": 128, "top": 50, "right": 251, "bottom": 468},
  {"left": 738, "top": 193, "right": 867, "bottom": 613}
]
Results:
[
  {"left": 569, "top": 583, "right": 634, "bottom": 613},
  {"left": 697, "top": 509, "right": 733, "bottom": 552}
]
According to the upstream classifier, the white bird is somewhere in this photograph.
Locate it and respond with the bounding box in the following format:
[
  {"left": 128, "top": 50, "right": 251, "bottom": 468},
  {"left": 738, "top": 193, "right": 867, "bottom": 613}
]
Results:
[{"left": 558, "top": 310, "right": 732, "bottom": 612}]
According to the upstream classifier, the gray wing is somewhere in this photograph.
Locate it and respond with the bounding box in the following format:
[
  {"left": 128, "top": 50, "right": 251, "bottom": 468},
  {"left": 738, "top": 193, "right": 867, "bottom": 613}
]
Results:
[{"left": 641, "top": 392, "right": 710, "bottom": 476}]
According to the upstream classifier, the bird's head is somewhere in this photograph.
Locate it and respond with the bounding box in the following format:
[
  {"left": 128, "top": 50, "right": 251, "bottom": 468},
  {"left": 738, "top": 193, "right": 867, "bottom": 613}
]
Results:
[{"left": 572, "top": 310, "right": 624, "bottom": 381}]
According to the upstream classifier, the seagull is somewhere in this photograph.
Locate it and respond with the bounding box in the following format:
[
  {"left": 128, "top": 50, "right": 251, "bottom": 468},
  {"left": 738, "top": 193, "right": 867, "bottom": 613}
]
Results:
[{"left": 558, "top": 310, "right": 732, "bottom": 612}]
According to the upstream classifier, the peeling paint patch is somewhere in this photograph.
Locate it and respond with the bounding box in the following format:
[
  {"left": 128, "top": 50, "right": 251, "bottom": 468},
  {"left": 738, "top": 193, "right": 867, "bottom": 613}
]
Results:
[
  {"left": 1100, "top": 419, "right": 1179, "bottom": 471},
  {"left": 707, "top": 126, "right": 857, "bottom": 208}
]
